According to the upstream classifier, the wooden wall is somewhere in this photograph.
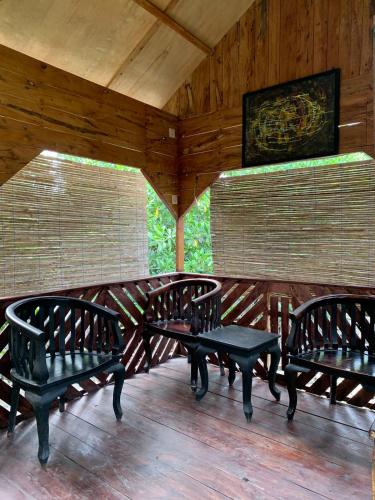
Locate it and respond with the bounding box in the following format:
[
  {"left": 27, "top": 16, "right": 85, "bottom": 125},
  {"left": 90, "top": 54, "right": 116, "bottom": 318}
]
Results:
[
  {"left": 164, "top": 0, "right": 375, "bottom": 216},
  {"left": 0, "top": 44, "right": 178, "bottom": 217}
]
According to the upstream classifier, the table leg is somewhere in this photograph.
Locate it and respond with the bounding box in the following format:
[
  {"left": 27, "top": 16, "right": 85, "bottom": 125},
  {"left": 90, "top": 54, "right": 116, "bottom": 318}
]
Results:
[
  {"left": 194, "top": 345, "right": 216, "bottom": 401},
  {"left": 217, "top": 352, "right": 226, "bottom": 376},
  {"left": 267, "top": 343, "right": 281, "bottom": 401},
  {"left": 230, "top": 353, "right": 259, "bottom": 422},
  {"left": 228, "top": 357, "right": 236, "bottom": 386}
]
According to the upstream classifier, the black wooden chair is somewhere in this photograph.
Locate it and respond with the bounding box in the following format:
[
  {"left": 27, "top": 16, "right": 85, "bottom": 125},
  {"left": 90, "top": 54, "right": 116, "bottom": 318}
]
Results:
[
  {"left": 285, "top": 294, "right": 375, "bottom": 420},
  {"left": 6, "top": 296, "right": 126, "bottom": 464},
  {"left": 143, "top": 278, "right": 222, "bottom": 395}
]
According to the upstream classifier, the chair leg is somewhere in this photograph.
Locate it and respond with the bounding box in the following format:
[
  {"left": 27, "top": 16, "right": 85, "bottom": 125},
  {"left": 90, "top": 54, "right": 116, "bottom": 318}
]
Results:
[
  {"left": 143, "top": 333, "right": 152, "bottom": 373},
  {"left": 26, "top": 392, "right": 55, "bottom": 465},
  {"left": 190, "top": 350, "right": 198, "bottom": 392},
  {"left": 8, "top": 381, "right": 20, "bottom": 435},
  {"left": 58, "top": 395, "right": 65, "bottom": 413},
  {"left": 217, "top": 353, "right": 225, "bottom": 376},
  {"left": 228, "top": 358, "right": 236, "bottom": 386},
  {"left": 267, "top": 344, "right": 281, "bottom": 402},
  {"left": 113, "top": 364, "right": 125, "bottom": 421},
  {"left": 285, "top": 365, "right": 298, "bottom": 420},
  {"left": 330, "top": 375, "right": 337, "bottom": 404},
  {"left": 195, "top": 346, "right": 210, "bottom": 402}
]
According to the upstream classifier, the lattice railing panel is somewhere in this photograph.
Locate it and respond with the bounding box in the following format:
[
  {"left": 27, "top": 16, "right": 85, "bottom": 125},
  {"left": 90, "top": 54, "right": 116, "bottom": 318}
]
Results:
[{"left": 1, "top": 272, "right": 374, "bottom": 428}]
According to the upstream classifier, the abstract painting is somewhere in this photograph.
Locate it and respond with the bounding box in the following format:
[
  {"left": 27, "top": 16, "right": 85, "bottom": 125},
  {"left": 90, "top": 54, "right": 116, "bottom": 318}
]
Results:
[{"left": 242, "top": 69, "right": 340, "bottom": 167}]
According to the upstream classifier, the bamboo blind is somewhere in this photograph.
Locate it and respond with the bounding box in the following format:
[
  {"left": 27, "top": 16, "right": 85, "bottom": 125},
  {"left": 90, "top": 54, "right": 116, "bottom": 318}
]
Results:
[
  {"left": 0, "top": 156, "right": 149, "bottom": 296},
  {"left": 210, "top": 160, "right": 375, "bottom": 287}
]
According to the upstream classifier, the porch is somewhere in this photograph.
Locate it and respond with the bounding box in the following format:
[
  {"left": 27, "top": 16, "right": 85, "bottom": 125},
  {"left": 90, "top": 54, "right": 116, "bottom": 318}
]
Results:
[{"left": 1, "top": 0, "right": 375, "bottom": 497}]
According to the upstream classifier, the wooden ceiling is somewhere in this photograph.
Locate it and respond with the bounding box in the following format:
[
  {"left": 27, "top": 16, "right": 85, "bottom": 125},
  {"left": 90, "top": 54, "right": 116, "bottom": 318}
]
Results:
[{"left": 0, "top": 0, "right": 253, "bottom": 109}]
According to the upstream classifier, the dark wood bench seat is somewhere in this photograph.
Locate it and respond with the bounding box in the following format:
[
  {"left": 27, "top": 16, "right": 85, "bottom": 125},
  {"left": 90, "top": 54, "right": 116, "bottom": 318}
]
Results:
[
  {"left": 146, "top": 319, "right": 194, "bottom": 340},
  {"left": 12, "top": 351, "right": 119, "bottom": 392},
  {"left": 289, "top": 349, "right": 375, "bottom": 383},
  {"left": 285, "top": 294, "right": 375, "bottom": 420}
]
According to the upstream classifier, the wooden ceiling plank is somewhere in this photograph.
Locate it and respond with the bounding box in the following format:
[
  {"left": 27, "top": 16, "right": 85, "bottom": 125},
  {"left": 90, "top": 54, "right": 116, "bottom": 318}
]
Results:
[
  {"left": 132, "top": 0, "right": 212, "bottom": 55},
  {"left": 107, "top": 0, "right": 180, "bottom": 89}
]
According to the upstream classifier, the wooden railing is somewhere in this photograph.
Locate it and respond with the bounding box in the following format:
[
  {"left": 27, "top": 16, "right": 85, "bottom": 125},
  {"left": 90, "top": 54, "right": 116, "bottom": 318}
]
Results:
[{"left": 1, "top": 272, "right": 374, "bottom": 428}]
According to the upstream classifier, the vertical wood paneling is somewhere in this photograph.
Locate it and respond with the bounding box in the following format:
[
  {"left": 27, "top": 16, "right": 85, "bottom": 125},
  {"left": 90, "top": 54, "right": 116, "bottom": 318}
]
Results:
[
  {"left": 209, "top": 44, "right": 224, "bottom": 112},
  {"left": 350, "top": 0, "right": 364, "bottom": 77},
  {"left": 295, "top": 0, "right": 314, "bottom": 79},
  {"left": 253, "top": 0, "right": 269, "bottom": 90},
  {"left": 166, "top": 0, "right": 372, "bottom": 115},
  {"left": 166, "top": 0, "right": 374, "bottom": 216},
  {"left": 339, "top": 0, "right": 353, "bottom": 78},
  {"left": 267, "top": 0, "right": 281, "bottom": 86},
  {"left": 313, "top": 0, "right": 329, "bottom": 73}
]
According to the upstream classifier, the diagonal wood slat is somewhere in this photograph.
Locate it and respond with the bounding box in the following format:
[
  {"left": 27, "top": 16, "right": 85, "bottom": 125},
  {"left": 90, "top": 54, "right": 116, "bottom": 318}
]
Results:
[{"left": 1, "top": 272, "right": 375, "bottom": 429}]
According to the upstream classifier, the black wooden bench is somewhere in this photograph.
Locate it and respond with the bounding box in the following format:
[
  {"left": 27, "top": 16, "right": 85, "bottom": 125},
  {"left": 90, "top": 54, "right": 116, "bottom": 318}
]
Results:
[
  {"left": 6, "top": 296, "right": 125, "bottom": 464},
  {"left": 143, "top": 278, "right": 223, "bottom": 392},
  {"left": 285, "top": 294, "right": 375, "bottom": 420}
]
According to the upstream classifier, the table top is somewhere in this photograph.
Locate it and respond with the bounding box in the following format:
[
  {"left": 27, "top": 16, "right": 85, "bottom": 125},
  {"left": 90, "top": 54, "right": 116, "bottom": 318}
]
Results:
[{"left": 199, "top": 325, "right": 279, "bottom": 352}]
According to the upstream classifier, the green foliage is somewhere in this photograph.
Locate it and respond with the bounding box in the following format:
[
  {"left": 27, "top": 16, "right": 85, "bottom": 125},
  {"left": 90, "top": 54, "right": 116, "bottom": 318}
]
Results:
[
  {"left": 184, "top": 190, "right": 213, "bottom": 273},
  {"left": 146, "top": 185, "right": 213, "bottom": 274},
  {"left": 146, "top": 184, "right": 176, "bottom": 275}
]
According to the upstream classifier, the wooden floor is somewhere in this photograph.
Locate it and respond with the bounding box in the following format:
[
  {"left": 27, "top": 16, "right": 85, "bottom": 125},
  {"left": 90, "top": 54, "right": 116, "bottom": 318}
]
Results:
[{"left": 0, "top": 358, "right": 373, "bottom": 500}]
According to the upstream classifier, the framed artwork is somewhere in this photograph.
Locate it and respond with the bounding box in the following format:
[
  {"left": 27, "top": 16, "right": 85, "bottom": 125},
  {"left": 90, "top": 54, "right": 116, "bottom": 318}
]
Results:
[{"left": 242, "top": 69, "right": 340, "bottom": 167}]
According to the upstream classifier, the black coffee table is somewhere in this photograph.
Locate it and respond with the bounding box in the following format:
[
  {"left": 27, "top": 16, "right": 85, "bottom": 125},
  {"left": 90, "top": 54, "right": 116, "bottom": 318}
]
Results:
[{"left": 194, "top": 325, "right": 281, "bottom": 421}]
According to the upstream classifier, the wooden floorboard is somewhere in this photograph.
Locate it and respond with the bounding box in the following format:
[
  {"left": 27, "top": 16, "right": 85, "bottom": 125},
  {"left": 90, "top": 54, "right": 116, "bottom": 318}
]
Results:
[{"left": 0, "top": 357, "right": 373, "bottom": 499}]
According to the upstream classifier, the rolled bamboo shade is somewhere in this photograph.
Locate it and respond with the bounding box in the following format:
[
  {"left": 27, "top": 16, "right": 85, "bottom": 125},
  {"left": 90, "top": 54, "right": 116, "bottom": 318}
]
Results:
[
  {"left": 211, "top": 160, "right": 375, "bottom": 287},
  {"left": 0, "top": 155, "right": 149, "bottom": 297}
]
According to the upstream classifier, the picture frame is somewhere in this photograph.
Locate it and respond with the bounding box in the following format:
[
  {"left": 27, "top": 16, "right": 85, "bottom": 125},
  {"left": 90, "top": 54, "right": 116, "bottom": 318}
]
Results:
[{"left": 242, "top": 69, "right": 340, "bottom": 167}]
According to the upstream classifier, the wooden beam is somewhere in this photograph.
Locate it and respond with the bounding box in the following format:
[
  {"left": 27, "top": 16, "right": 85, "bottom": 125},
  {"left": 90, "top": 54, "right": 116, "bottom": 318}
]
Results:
[
  {"left": 107, "top": 0, "right": 179, "bottom": 89},
  {"left": 176, "top": 216, "right": 184, "bottom": 271},
  {"left": 132, "top": 0, "right": 212, "bottom": 55}
]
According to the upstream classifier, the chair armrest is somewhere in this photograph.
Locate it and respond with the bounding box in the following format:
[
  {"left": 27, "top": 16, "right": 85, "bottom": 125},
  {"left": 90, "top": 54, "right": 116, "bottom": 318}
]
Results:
[
  {"left": 6, "top": 305, "right": 48, "bottom": 383},
  {"left": 191, "top": 283, "right": 222, "bottom": 334},
  {"left": 5, "top": 305, "right": 44, "bottom": 341},
  {"left": 192, "top": 283, "right": 222, "bottom": 307}
]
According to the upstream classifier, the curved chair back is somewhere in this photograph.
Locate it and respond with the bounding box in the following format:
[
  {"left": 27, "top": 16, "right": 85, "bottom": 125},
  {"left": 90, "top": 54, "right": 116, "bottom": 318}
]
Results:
[
  {"left": 287, "top": 294, "right": 375, "bottom": 355},
  {"left": 6, "top": 296, "right": 123, "bottom": 383},
  {"left": 145, "top": 278, "right": 222, "bottom": 334}
]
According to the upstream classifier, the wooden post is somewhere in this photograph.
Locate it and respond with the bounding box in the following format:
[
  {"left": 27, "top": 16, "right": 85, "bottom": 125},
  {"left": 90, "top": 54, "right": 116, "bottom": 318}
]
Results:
[{"left": 176, "top": 216, "right": 184, "bottom": 272}]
